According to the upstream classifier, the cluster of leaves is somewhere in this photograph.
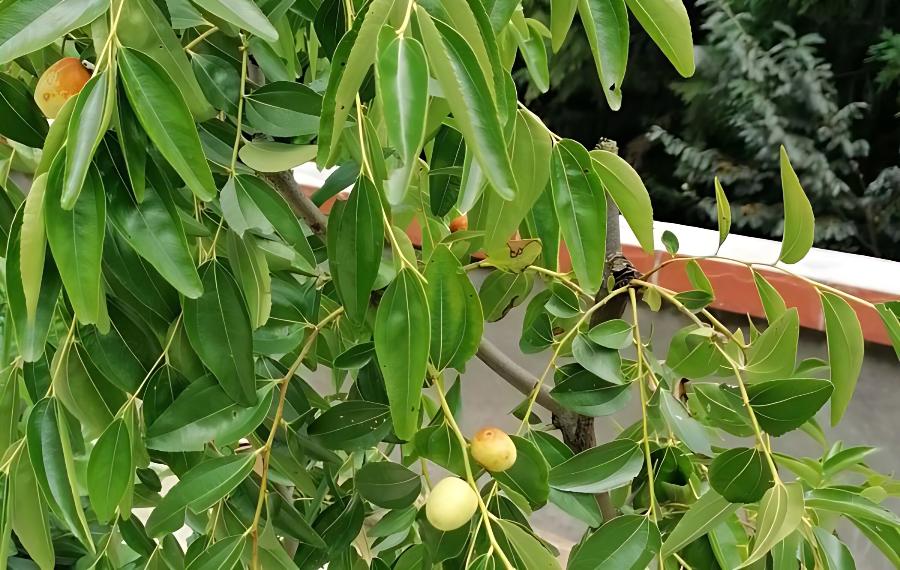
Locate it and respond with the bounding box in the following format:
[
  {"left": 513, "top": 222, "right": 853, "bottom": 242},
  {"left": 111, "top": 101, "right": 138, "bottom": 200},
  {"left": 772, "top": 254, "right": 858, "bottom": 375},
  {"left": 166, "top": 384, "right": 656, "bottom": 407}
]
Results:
[{"left": 0, "top": 0, "right": 898, "bottom": 569}]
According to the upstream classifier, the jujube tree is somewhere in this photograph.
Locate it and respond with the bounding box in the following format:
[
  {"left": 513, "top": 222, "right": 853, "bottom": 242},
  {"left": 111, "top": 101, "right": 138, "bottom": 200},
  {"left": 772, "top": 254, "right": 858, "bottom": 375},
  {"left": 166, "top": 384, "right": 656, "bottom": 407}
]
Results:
[{"left": 0, "top": 0, "right": 898, "bottom": 568}]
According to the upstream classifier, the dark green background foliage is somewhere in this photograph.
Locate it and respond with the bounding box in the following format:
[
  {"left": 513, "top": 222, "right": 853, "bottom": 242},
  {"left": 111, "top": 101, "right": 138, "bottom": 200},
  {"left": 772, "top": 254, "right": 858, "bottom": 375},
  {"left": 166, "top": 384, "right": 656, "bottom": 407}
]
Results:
[{"left": 521, "top": 0, "right": 900, "bottom": 259}]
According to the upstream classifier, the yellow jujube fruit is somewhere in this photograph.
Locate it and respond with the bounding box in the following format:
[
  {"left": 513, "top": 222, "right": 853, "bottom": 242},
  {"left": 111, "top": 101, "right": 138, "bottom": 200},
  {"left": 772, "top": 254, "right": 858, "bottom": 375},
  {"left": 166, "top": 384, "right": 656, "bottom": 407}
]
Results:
[
  {"left": 425, "top": 477, "right": 478, "bottom": 531},
  {"left": 34, "top": 57, "right": 90, "bottom": 119},
  {"left": 470, "top": 427, "right": 517, "bottom": 472}
]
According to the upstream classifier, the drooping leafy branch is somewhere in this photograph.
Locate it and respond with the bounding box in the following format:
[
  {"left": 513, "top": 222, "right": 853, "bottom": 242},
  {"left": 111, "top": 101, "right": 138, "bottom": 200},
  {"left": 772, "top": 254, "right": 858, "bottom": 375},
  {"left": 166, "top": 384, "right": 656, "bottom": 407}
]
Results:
[{"left": 0, "top": 0, "right": 898, "bottom": 568}]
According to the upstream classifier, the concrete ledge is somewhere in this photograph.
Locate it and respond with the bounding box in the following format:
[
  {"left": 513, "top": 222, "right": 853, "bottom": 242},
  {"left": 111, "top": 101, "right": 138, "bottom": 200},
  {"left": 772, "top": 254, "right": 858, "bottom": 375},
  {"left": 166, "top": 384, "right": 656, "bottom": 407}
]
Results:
[{"left": 292, "top": 166, "right": 900, "bottom": 346}]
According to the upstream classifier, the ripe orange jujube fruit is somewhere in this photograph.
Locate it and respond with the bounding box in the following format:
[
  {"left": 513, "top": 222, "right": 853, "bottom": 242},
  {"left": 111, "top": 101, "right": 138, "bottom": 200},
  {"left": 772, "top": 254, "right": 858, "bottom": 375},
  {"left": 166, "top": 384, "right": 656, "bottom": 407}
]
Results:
[
  {"left": 470, "top": 427, "right": 517, "bottom": 472},
  {"left": 449, "top": 214, "right": 468, "bottom": 232},
  {"left": 34, "top": 58, "right": 90, "bottom": 119}
]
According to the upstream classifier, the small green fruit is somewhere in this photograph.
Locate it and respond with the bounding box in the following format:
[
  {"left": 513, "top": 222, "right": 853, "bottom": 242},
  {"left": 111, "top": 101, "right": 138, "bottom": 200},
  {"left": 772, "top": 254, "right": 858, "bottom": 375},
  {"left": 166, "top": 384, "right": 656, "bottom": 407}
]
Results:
[
  {"left": 425, "top": 477, "right": 478, "bottom": 531},
  {"left": 470, "top": 427, "right": 517, "bottom": 472}
]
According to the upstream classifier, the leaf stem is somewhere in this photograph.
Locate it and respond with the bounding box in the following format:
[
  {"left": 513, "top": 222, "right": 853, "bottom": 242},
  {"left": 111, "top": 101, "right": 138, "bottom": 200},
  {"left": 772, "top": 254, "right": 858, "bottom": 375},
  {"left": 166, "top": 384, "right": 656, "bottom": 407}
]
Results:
[
  {"left": 529, "top": 265, "right": 591, "bottom": 299},
  {"left": 248, "top": 307, "right": 344, "bottom": 568},
  {"left": 396, "top": 0, "right": 416, "bottom": 35},
  {"left": 632, "top": 279, "right": 746, "bottom": 349},
  {"left": 230, "top": 38, "right": 249, "bottom": 174},
  {"left": 630, "top": 288, "right": 659, "bottom": 523},
  {"left": 184, "top": 26, "right": 219, "bottom": 52},
  {"left": 714, "top": 345, "right": 783, "bottom": 485}
]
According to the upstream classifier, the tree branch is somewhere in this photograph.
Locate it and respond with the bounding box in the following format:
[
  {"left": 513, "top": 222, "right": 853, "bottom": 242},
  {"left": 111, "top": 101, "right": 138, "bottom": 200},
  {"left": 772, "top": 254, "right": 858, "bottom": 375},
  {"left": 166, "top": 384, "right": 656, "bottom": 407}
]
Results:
[
  {"left": 263, "top": 171, "right": 328, "bottom": 237},
  {"left": 476, "top": 338, "right": 570, "bottom": 418}
]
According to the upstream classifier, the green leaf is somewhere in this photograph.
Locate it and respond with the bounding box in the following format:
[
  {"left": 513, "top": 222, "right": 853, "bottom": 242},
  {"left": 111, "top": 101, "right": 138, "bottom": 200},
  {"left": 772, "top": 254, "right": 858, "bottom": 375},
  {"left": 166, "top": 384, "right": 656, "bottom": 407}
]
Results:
[
  {"left": 51, "top": 344, "right": 125, "bottom": 440},
  {"left": 9, "top": 451, "right": 54, "bottom": 569},
  {"left": 44, "top": 155, "right": 106, "bottom": 326},
  {"left": 685, "top": 259, "right": 713, "bottom": 295},
  {"left": 63, "top": 71, "right": 112, "bottom": 208},
  {"left": 0, "top": 0, "right": 107, "bottom": 64},
  {"left": 572, "top": 335, "right": 625, "bottom": 384},
  {"left": 690, "top": 383, "right": 753, "bottom": 437},
  {"left": 307, "top": 400, "right": 393, "bottom": 451},
  {"left": 244, "top": 81, "right": 321, "bottom": 137},
  {"left": 849, "top": 516, "right": 900, "bottom": 568},
  {"left": 569, "top": 514, "right": 661, "bottom": 569},
  {"left": 239, "top": 141, "right": 318, "bottom": 172},
  {"left": 512, "top": 16, "right": 550, "bottom": 93},
  {"left": 777, "top": 146, "right": 814, "bottom": 264},
  {"left": 0, "top": 73, "right": 48, "bottom": 147},
  {"left": 317, "top": 0, "right": 395, "bottom": 164},
  {"left": 377, "top": 32, "right": 428, "bottom": 170},
  {"left": 674, "top": 289, "right": 713, "bottom": 312},
  {"left": 108, "top": 178, "right": 203, "bottom": 298},
  {"left": 666, "top": 325, "right": 723, "bottom": 378},
  {"left": 86, "top": 418, "right": 132, "bottom": 523},
  {"left": 117, "top": 0, "right": 214, "bottom": 119},
  {"left": 590, "top": 149, "right": 654, "bottom": 253},
  {"left": 748, "top": 378, "right": 833, "bottom": 436},
  {"left": 820, "top": 292, "right": 863, "bottom": 425},
  {"left": 116, "top": 89, "right": 148, "bottom": 201},
  {"left": 146, "top": 375, "right": 273, "bottom": 451},
  {"left": 551, "top": 363, "right": 631, "bottom": 416},
  {"left": 26, "top": 397, "right": 93, "bottom": 548},
  {"left": 492, "top": 435, "right": 550, "bottom": 508},
  {"left": 549, "top": 438, "right": 642, "bottom": 493},
  {"left": 220, "top": 174, "right": 316, "bottom": 267},
  {"left": 6, "top": 206, "right": 61, "bottom": 362},
  {"left": 624, "top": 0, "right": 695, "bottom": 77},
  {"left": 714, "top": 177, "right": 731, "bottom": 247},
  {"left": 813, "top": 528, "right": 855, "bottom": 570},
  {"left": 587, "top": 319, "right": 632, "bottom": 350},
  {"left": 334, "top": 342, "right": 375, "bottom": 369},
  {"left": 414, "top": 424, "right": 467, "bottom": 477},
  {"left": 191, "top": 0, "right": 278, "bottom": 41},
  {"left": 0, "top": 367, "right": 17, "bottom": 456},
  {"left": 550, "top": 139, "right": 606, "bottom": 292},
  {"left": 551, "top": 0, "right": 579, "bottom": 52},
  {"left": 546, "top": 283, "right": 580, "bottom": 318},
  {"left": 661, "top": 490, "right": 740, "bottom": 557},
  {"left": 356, "top": 462, "right": 422, "bottom": 509},
  {"left": 187, "top": 534, "right": 247, "bottom": 570},
  {"left": 327, "top": 178, "right": 383, "bottom": 323},
  {"left": 483, "top": 109, "right": 553, "bottom": 255},
  {"left": 427, "top": 125, "right": 465, "bottom": 216},
  {"left": 394, "top": 544, "right": 431, "bottom": 570},
  {"left": 741, "top": 483, "right": 804, "bottom": 568},
  {"left": 191, "top": 52, "right": 240, "bottom": 116},
  {"left": 577, "top": 0, "right": 628, "bottom": 110},
  {"left": 805, "top": 487, "right": 900, "bottom": 528},
  {"left": 657, "top": 389, "right": 712, "bottom": 456},
  {"left": 417, "top": 6, "right": 517, "bottom": 199},
  {"left": 875, "top": 302, "right": 900, "bottom": 360},
  {"left": 183, "top": 263, "right": 256, "bottom": 406},
  {"left": 709, "top": 448, "right": 773, "bottom": 503},
  {"left": 375, "top": 269, "right": 430, "bottom": 440},
  {"left": 479, "top": 270, "right": 532, "bottom": 322},
  {"left": 146, "top": 454, "right": 255, "bottom": 536},
  {"left": 752, "top": 270, "right": 786, "bottom": 324},
  {"left": 745, "top": 308, "right": 799, "bottom": 381},
  {"left": 119, "top": 47, "right": 216, "bottom": 201},
  {"left": 425, "top": 245, "right": 483, "bottom": 371},
  {"left": 496, "top": 519, "right": 562, "bottom": 569},
  {"left": 661, "top": 229, "right": 679, "bottom": 254}
]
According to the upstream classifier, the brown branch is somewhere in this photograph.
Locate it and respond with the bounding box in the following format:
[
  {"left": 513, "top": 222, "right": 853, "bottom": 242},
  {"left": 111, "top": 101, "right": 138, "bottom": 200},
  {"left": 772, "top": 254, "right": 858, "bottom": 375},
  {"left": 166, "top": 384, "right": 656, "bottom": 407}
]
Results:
[
  {"left": 476, "top": 338, "right": 570, "bottom": 419},
  {"left": 263, "top": 171, "right": 328, "bottom": 237}
]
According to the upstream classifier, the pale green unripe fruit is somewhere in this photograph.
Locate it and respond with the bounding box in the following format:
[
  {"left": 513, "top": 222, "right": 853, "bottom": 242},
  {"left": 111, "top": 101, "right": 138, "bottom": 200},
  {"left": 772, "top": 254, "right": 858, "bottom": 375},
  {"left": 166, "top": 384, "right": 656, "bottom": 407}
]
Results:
[
  {"left": 470, "top": 427, "right": 517, "bottom": 472},
  {"left": 425, "top": 477, "right": 478, "bottom": 531}
]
